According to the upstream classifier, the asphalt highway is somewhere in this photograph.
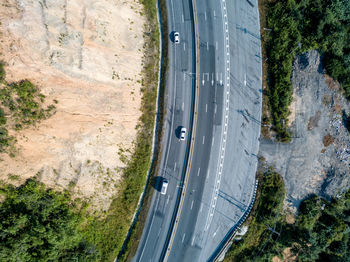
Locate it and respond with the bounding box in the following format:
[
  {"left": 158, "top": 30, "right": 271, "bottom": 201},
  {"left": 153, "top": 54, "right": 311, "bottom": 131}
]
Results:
[
  {"left": 133, "top": 0, "right": 262, "bottom": 261},
  {"left": 132, "top": 0, "right": 196, "bottom": 261},
  {"left": 166, "top": 0, "right": 262, "bottom": 260}
]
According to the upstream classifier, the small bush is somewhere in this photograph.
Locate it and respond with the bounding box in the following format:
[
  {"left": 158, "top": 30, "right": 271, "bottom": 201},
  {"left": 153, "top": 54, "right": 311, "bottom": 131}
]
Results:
[
  {"left": 0, "top": 70, "right": 55, "bottom": 153},
  {"left": 0, "top": 63, "right": 5, "bottom": 82}
]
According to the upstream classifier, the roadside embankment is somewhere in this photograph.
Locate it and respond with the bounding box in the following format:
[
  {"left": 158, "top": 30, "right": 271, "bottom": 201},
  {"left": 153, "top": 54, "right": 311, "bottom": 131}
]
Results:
[
  {"left": 0, "top": 0, "right": 161, "bottom": 260},
  {"left": 0, "top": 0, "right": 145, "bottom": 211}
]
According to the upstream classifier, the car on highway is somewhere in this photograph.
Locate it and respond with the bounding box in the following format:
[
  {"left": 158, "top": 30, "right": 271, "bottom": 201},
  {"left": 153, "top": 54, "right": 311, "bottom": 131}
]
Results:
[
  {"left": 174, "top": 32, "right": 180, "bottom": 44},
  {"left": 180, "top": 127, "right": 186, "bottom": 141},
  {"left": 161, "top": 179, "right": 169, "bottom": 195}
]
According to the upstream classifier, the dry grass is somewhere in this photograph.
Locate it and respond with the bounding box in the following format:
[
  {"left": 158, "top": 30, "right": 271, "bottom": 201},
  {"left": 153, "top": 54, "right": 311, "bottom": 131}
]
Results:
[
  {"left": 285, "top": 213, "right": 295, "bottom": 224},
  {"left": 272, "top": 247, "right": 298, "bottom": 262},
  {"left": 333, "top": 104, "right": 342, "bottom": 114},
  {"left": 323, "top": 133, "right": 334, "bottom": 147},
  {"left": 325, "top": 74, "right": 340, "bottom": 91},
  {"left": 322, "top": 94, "right": 332, "bottom": 106}
]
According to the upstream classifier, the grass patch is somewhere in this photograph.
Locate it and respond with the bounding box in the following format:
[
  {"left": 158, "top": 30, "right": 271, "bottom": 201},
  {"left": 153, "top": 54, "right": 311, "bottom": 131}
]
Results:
[{"left": 263, "top": 0, "right": 350, "bottom": 141}]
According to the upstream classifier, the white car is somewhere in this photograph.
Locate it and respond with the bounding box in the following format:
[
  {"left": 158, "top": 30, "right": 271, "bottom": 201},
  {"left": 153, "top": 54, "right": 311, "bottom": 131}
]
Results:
[
  {"left": 174, "top": 32, "right": 180, "bottom": 44},
  {"left": 161, "top": 179, "right": 169, "bottom": 195},
  {"left": 180, "top": 127, "right": 186, "bottom": 141}
]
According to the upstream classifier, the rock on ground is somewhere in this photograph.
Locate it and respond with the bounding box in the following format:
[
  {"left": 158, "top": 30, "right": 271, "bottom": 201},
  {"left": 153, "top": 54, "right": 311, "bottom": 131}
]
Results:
[
  {"left": 260, "top": 50, "right": 350, "bottom": 211},
  {"left": 0, "top": 0, "right": 146, "bottom": 211}
]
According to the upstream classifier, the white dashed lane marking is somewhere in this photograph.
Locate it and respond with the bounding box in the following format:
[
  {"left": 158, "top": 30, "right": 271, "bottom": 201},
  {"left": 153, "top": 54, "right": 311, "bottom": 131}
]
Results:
[
  {"left": 191, "top": 236, "right": 196, "bottom": 246},
  {"left": 205, "top": 0, "right": 231, "bottom": 232}
]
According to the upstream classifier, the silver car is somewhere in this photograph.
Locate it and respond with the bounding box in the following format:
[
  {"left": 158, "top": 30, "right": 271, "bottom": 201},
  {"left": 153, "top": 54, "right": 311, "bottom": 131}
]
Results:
[
  {"left": 180, "top": 127, "right": 186, "bottom": 141},
  {"left": 161, "top": 179, "right": 169, "bottom": 195},
  {"left": 174, "top": 32, "right": 180, "bottom": 44}
]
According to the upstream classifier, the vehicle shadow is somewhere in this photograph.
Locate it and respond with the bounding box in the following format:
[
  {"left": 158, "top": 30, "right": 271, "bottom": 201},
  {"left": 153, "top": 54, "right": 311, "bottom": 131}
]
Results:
[
  {"left": 175, "top": 126, "right": 183, "bottom": 139},
  {"left": 150, "top": 176, "right": 164, "bottom": 192},
  {"left": 169, "top": 31, "right": 175, "bottom": 43}
]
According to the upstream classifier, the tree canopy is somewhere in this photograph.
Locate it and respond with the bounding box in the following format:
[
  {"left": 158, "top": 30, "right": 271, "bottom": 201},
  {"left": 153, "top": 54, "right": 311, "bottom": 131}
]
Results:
[{"left": 0, "top": 179, "right": 98, "bottom": 261}]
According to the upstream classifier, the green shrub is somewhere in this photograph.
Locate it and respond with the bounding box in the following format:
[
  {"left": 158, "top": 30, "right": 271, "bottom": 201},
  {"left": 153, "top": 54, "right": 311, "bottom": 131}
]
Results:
[
  {"left": 0, "top": 63, "right": 5, "bottom": 82},
  {"left": 0, "top": 69, "right": 55, "bottom": 152}
]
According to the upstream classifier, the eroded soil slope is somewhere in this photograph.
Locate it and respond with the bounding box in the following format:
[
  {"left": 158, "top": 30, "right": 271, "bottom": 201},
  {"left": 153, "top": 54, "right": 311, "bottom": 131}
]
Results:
[{"left": 0, "top": 0, "right": 145, "bottom": 210}]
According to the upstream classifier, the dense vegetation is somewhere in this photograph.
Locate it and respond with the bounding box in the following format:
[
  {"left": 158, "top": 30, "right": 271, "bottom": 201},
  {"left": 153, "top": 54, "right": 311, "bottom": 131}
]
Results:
[
  {"left": 265, "top": 0, "right": 350, "bottom": 141},
  {"left": 0, "top": 179, "right": 97, "bottom": 261},
  {"left": 225, "top": 171, "right": 350, "bottom": 261},
  {"left": 0, "top": 63, "right": 55, "bottom": 153}
]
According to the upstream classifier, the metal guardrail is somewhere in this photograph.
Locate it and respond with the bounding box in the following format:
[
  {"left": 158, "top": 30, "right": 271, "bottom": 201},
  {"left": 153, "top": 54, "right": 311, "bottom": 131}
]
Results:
[{"left": 209, "top": 179, "right": 259, "bottom": 262}]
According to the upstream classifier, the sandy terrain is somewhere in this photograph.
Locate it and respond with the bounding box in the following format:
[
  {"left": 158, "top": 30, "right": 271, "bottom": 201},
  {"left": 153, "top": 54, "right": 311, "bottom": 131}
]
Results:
[{"left": 0, "top": 0, "right": 145, "bottom": 210}]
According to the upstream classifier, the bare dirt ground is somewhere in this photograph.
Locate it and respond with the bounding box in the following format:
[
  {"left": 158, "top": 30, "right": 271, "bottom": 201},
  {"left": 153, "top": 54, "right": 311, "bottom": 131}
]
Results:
[
  {"left": 260, "top": 51, "right": 350, "bottom": 212},
  {"left": 0, "top": 0, "right": 145, "bottom": 211},
  {"left": 272, "top": 247, "right": 297, "bottom": 262}
]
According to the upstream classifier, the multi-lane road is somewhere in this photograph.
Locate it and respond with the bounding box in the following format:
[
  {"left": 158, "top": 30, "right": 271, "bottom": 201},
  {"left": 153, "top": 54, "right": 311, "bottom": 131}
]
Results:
[
  {"left": 133, "top": 0, "right": 262, "bottom": 261},
  {"left": 133, "top": 0, "right": 196, "bottom": 261}
]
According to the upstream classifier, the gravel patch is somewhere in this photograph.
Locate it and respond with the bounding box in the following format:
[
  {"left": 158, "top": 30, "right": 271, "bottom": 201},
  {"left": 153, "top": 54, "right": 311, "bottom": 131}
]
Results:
[{"left": 260, "top": 50, "right": 350, "bottom": 211}]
